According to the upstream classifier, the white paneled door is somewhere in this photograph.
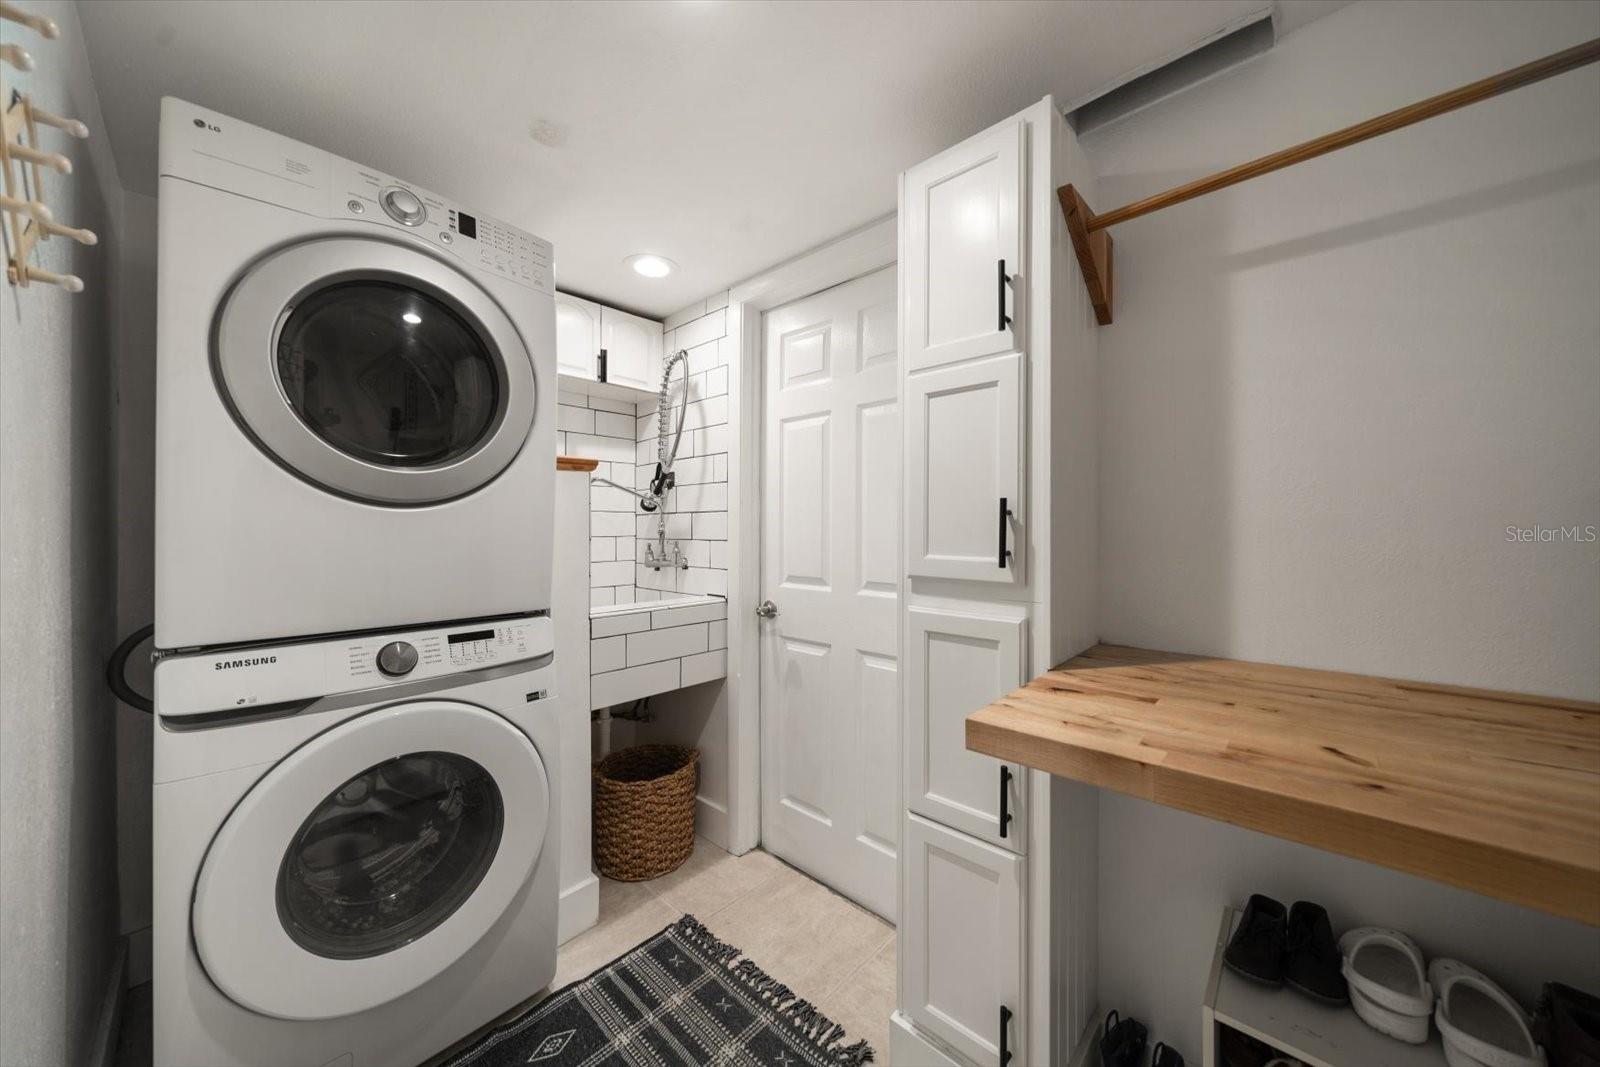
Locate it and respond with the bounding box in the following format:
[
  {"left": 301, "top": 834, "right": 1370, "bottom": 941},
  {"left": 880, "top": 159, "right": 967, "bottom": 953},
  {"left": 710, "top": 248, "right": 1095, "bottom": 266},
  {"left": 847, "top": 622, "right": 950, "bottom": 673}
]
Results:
[{"left": 760, "top": 266, "right": 899, "bottom": 920}]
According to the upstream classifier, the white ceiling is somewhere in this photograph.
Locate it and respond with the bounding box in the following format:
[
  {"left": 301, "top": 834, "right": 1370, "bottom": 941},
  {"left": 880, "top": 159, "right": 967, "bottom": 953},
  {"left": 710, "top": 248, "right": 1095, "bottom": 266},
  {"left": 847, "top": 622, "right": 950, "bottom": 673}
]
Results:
[{"left": 78, "top": 0, "right": 1349, "bottom": 318}]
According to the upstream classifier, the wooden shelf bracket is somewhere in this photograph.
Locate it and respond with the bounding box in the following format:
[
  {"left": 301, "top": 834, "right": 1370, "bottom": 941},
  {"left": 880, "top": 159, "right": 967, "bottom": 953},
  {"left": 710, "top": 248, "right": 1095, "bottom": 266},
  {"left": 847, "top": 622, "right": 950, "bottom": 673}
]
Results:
[{"left": 1059, "top": 35, "right": 1600, "bottom": 326}]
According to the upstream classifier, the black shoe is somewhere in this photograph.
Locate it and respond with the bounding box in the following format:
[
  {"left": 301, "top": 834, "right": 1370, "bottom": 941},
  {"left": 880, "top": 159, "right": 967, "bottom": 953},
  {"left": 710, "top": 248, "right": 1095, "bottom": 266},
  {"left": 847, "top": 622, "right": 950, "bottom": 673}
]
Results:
[
  {"left": 1224, "top": 895, "right": 1287, "bottom": 986},
  {"left": 1152, "top": 1041, "right": 1186, "bottom": 1067},
  {"left": 1535, "top": 982, "right": 1600, "bottom": 1067},
  {"left": 1099, "top": 1010, "right": 1148, "bottom": 1067},
  {"left": 1283, "top": 901, "right": 1348, "bottom": 1004}
]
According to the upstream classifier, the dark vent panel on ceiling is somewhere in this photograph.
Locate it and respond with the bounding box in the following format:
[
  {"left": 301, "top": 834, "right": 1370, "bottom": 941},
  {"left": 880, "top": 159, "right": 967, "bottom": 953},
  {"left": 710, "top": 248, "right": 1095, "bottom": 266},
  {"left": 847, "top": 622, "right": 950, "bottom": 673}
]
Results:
[{"left": 1067, "top": 10, "right": 1277, "bottom": 136}]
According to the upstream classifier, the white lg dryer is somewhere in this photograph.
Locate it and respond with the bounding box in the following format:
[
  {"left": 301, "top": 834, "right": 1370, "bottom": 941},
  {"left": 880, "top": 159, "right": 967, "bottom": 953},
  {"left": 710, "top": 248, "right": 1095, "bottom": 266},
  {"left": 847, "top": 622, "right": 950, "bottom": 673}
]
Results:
[
  {"left": 153, "top": 615, "right": 559, "bottom": 1067},
  {"left": 155, "top": 97, "right": 556, "bottom": 650}
]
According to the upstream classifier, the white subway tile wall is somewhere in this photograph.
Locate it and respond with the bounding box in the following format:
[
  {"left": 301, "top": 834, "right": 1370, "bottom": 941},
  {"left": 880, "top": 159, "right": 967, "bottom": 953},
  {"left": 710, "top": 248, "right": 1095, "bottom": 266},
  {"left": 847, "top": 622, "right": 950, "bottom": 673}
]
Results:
[
  {"left": 558, "top": 387, "right": 644, "bottom": 606},
  {"left": 637, "top": 298, "right": 731, "bottom": 598},
  {"left": 587, "top": 598, "right": 729, "bottom": 709}
]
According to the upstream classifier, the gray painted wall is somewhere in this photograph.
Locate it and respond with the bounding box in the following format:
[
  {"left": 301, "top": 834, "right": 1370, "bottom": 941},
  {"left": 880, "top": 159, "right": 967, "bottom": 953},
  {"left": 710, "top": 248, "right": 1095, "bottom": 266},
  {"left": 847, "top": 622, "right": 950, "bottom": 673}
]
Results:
[
  {"left": 1080, "top": 0, "right": 1600, "bottom": 1059},
  {"left": 112, "top": 189, "right": 157, "bottom": 985},
  {"left": 0, "top": 0, "right": 126, "bottom": 1061}
]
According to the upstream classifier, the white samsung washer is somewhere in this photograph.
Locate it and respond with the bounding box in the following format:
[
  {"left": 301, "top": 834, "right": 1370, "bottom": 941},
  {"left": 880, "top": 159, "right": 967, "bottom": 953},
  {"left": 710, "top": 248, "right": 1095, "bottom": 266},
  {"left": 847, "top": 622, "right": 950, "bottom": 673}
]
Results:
[
  {"left": 155, "top": 96, "right": 556, "bottom": 650},
  {"left": 153, "top": 615, "right": 559, "bottom": 1067}
]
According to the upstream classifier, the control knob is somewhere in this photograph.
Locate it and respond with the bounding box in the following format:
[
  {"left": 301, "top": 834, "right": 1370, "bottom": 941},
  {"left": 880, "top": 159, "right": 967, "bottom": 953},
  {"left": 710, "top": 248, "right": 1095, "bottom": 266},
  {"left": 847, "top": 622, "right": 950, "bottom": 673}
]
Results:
[
  {"left": 376, "top": 640, "right": 419, "bottom": 677},
  {"left": 380, "top": 186, "right": 426, "bottom": 226}
]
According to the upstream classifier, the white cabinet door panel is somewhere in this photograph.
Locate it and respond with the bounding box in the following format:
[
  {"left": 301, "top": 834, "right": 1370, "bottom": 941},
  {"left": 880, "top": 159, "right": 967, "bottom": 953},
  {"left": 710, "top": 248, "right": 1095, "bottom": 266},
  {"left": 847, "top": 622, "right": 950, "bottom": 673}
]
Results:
[
  {"left": 600, "top": 306, "right": 662, "bottom": 391},
  {"left": 906, "top": 354, "right": 1024, "bottom": 584},
  {"left": 901, "top": 814, "right": 1023, "bottom": 1067},
  {"left": 905, "top": 607, "right": 1025, "bottom": 850},
  {"left": 903, "top": 121, "right": 1023, "bottom": 372},
  {"left": 555, "top": 291, "right": 601, "bottom": 382}
]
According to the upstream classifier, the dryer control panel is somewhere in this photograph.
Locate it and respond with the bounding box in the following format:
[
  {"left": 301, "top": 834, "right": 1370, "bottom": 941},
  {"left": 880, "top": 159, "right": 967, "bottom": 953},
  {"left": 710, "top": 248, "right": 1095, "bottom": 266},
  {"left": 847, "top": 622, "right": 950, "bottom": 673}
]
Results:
[
  {"left": 158, "top": 97, "right": 553, "bottom": 294},
  {"left": 332, "top": 159, "right": 553, "bottom": 293},
  {"left": 154, "top": 615, "right": 553, "bottom": 724}
]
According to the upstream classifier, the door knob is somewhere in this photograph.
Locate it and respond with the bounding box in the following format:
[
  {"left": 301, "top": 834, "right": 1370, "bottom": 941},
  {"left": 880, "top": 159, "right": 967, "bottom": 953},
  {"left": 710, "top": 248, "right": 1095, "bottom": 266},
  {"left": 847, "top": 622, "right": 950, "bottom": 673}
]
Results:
[{"left": 755, "top": 600, "right": 779, "bottom": 619}]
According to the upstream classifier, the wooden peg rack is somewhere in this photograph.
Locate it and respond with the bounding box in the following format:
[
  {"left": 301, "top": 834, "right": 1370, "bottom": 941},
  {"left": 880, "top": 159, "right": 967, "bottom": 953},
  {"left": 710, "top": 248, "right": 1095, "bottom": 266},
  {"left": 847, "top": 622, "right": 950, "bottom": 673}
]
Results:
[
  {"left": 1062, "top": 35, "right": 1600, "bottom": 325},
  {"left": 1, "top": 0, "right": 95, "bottom": 293}
]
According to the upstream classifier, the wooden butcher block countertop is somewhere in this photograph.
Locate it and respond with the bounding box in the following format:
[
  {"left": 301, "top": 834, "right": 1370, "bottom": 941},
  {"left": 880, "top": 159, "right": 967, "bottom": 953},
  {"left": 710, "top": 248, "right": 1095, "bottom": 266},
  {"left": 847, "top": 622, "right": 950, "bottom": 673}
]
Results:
[{"left": 966, "top": 643, "right": 1600, "bottom": 925}]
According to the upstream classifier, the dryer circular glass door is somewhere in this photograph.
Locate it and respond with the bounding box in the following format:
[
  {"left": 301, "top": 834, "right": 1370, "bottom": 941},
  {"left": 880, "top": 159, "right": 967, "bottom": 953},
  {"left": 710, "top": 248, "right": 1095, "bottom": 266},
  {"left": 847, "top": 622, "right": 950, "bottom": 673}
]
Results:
[
  {"left": 192, "top": 701, "right": 549, "bottom": 1020},
  {"left": 215, "top": 237, "right": 537, "bottom": 505}
]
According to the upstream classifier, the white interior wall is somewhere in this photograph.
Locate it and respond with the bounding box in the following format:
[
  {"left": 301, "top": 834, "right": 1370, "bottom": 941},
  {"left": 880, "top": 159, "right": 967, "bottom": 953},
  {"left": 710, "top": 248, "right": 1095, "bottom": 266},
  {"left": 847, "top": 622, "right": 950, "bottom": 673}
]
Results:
[
  {"left": 0, "top": 0, "right": 126, "bottom": 1058},
  {"left": 1079, "top": 0, "right": 1600, "bottom": 1058}
]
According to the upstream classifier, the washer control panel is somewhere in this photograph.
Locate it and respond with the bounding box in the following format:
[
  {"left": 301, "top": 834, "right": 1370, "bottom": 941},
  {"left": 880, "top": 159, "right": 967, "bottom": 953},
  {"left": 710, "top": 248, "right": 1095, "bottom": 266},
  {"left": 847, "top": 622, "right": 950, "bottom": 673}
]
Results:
[
  {"left": 341, "top": 618, "right": 541, "bottom": 683},
  {"left": 155, "top": 615, "right": 553, "bottom": 722}
]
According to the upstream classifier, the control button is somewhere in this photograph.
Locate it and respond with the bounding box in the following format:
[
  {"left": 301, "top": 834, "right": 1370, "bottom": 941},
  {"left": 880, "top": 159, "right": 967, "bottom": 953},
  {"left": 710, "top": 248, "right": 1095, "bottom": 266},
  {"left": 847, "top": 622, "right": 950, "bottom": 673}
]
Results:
[
  {"left": 380, "top": 186, "right": 426, "bottom": 226},
  {"left": 347, "top": 199, "right": 365, "bottom": 214},
  {"left": 376, "top": 640, "right": 419, "bottom": 677},
  {"left": 438, "top": 230, "right": 453, "bottom": 244}
]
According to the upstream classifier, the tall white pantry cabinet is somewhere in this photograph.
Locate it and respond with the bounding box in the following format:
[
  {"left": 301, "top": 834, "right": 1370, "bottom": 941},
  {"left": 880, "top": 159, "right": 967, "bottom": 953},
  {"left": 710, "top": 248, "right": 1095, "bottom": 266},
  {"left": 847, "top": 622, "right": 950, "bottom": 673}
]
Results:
[{"left": 892, "top": 98, "right": 1101, "bottom": 1067}]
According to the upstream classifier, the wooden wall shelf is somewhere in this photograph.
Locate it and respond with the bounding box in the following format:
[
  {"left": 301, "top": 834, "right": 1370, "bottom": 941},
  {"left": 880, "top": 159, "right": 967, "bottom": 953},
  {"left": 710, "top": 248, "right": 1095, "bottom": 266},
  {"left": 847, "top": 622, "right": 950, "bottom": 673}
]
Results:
[
  {"left": 966, "top": 644, "right": 1600, "bottom": 925},
  {"left": 556, "top": 455, "right": 598, "bottom": 472}
]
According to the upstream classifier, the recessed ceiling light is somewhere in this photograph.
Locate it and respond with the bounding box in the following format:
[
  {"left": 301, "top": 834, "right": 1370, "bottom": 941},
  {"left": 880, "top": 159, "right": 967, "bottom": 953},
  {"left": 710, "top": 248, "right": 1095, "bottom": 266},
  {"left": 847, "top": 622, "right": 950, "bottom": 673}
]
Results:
[
  {"left": 626, "top": 254, "right": 675, "bottom": 279},
  {"left": 402, "top": 311, "right": 422, "bottom": 325}
]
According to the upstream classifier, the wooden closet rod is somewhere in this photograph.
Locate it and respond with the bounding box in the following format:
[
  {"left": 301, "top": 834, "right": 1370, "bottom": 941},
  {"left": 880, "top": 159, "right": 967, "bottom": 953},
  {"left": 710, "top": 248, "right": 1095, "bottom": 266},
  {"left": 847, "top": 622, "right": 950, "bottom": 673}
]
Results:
[{"left": 1061, "top": 35, "right": 1600, "bottom": 324}]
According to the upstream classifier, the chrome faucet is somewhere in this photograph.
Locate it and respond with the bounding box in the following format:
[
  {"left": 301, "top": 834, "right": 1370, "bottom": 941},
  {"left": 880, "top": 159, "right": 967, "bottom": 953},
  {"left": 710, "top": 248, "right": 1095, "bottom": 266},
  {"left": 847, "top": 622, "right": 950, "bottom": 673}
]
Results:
[{"left": 644, "top": 533, "right": 688, "bottom": 570}]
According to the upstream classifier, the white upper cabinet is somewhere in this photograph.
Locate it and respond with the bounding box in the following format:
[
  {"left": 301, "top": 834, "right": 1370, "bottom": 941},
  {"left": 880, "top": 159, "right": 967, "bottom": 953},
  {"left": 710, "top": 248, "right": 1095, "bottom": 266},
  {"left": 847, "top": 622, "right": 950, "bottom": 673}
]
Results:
[
  {"left": 556, "top": 294, "right": 663, "bottom": 395},
  {"left": 599, "top": 306, "right": 663, "bottom": 392},
  {"left": 905, "top": 607, "right": 1026, "bottom": 850},
  {"left": 555, "top": 292, "right": 602, "bottom": 382},
  {"left": 906, "top": 353, "right": 1025, "bottom": 584},
  {"left": 902, "top": 121, "right": 1024, "bottom": 372}
]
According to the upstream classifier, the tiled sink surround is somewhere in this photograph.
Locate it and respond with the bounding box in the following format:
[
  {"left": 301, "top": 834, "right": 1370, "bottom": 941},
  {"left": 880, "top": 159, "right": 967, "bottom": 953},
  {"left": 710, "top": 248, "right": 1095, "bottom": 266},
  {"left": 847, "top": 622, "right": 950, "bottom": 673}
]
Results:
[
  {"left": 635, "top": 294, "right": 731, "bottom": 599},
  {"left": 557, "top": 386, "right": 644, "bottom": 607},
  {"left": 589, "top": 595, "right": 728, "bottom": 710}
]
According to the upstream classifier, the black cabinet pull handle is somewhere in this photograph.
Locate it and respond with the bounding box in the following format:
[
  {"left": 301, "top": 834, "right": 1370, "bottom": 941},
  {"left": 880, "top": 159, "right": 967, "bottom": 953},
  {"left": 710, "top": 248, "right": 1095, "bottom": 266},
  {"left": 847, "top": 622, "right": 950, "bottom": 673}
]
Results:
[
  {"left": 1000, "top": 765, "right": 1013, "bottom": 838},
  {"left": 997, "top": 497, "right": 1013, "bottom": 569},
  {"left": 997, "top": 259, "right": 1012, "bottom": 332},
  {"left": 999, "top": 1005, "right": 1013, "bottom": 1066},
  {"left": 597, "top": 348, "right": 608, "bottom": 383}
]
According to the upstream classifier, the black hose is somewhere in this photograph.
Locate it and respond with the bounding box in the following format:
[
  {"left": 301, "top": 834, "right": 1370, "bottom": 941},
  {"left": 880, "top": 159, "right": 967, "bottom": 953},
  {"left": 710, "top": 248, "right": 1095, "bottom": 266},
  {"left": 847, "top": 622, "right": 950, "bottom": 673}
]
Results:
[{"left": 107, "top": 623, "right": 154, "bottom": 714}]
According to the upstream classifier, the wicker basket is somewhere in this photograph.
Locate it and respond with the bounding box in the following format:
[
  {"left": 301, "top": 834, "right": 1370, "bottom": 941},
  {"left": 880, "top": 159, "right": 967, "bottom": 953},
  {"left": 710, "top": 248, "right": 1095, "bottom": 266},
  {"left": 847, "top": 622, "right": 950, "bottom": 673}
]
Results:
[{"left": 592, "top": 745, "right": 699, "bottom": 881}]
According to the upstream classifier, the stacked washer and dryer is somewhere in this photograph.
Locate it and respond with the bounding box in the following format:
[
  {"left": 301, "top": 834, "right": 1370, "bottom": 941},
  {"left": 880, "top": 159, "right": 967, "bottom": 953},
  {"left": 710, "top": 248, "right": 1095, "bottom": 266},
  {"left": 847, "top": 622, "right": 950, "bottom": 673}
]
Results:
[{"left": 151, "top": 98, "right": 562, "bottom": 1067}]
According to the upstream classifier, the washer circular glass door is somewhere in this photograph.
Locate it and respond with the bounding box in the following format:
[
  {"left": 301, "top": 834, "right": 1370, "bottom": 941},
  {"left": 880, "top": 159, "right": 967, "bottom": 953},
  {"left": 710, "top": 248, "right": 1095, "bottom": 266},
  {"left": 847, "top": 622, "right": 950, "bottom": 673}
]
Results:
[
  {"left": 192, "top": 702, "right": 548, "bottom": 1020},
  {"left": 215, "top": 237, "right": 536, "bottom": 505}
]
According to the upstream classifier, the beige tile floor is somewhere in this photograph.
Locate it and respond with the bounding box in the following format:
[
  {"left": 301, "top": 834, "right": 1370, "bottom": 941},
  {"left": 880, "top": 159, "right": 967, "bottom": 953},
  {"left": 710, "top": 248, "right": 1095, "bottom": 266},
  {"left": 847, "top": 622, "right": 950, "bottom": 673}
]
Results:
[
  {"left": 115, "top": 838, "right": 893, "bottom": 1067},
  {"left": 431, "top": 836, "right": 896, "bottom": 1064}
]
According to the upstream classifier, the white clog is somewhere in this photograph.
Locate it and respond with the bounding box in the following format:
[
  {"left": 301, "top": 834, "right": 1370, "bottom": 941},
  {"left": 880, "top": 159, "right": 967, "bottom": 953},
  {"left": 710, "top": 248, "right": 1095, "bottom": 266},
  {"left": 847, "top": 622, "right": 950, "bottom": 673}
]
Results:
[
  {"left": 1429, "top": 960, "right": 1546, "bottom": 1067},
  {"left": 1338, "top": 926, "right": 1434, "bottom": 1043}
]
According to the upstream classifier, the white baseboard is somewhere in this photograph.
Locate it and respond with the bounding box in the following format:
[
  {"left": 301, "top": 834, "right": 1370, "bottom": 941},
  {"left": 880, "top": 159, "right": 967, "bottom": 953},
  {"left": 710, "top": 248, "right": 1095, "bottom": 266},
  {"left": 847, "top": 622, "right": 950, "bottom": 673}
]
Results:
[
  {"left": 557, "top": 873, "right": 600, "bottom": 945},
  {"left": 89, "top": 936, "right": 130, "bottom": 1067},
  {"left": 1068, "top": 1011, "right": 1102, "bottom": 1067},
  {"left": 695, "top": 794, "right": 731, "bottom": 850},
  {"left": 888, "top": 1011, "right": 963, "bottom": 1067}
]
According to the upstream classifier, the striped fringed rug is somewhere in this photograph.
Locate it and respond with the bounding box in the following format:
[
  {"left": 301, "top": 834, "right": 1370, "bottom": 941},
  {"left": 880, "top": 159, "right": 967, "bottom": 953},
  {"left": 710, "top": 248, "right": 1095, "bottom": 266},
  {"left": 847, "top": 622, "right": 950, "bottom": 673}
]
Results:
[{"left": 441, "top": 914, "right": 875, "bottom": 1066}]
